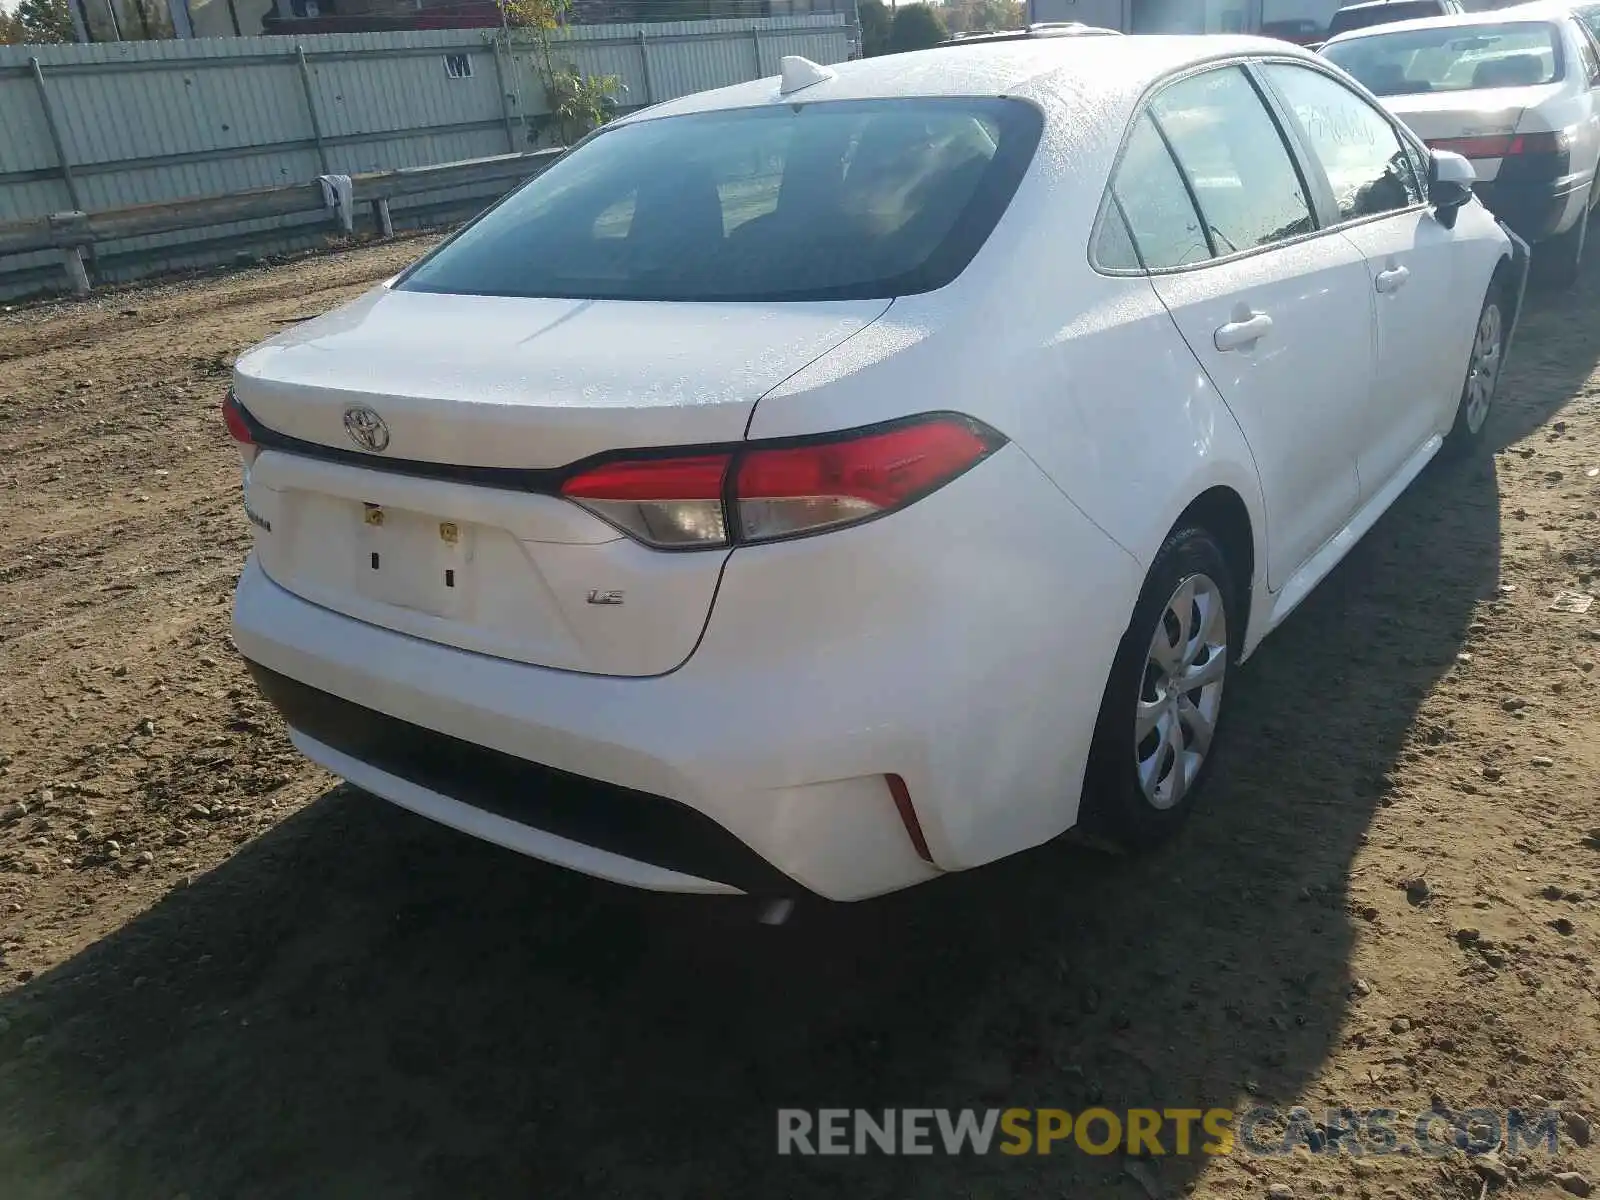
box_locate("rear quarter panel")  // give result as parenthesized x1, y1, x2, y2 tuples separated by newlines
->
(747, 93, 1270, 611)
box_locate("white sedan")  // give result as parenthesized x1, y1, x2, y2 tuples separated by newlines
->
(1323, 2, 1600, 285)
(228, 35, 1524, 903)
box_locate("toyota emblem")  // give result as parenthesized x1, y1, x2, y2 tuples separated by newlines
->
(343, 405, 390, 453)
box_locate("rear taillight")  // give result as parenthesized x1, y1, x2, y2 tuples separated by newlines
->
(222, 389, 253, 446)
(735, 419, 998, 542)
(222, 389, 258, 466)
(1509, 131, 1571, 156)
(559, 454, 730, 548)
(559, 415, 1004, 550)
(1429, 130, 1572, 159)
(1428, 134, 1517, 159)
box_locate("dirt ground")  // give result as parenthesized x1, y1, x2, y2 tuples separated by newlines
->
(0, 239, 1597, 1200)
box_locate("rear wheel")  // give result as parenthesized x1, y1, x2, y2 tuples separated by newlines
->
(1443, 282, 1507, 457)
(1535, 208, 1587, 290)
(1080, 527, 1239, 850)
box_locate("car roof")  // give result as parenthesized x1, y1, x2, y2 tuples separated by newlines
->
(1335, 0, 1447, 12)
(618, 35, 1317, 126)
(1324, 2, 1568, 45)
(939, 21, 1124, 46)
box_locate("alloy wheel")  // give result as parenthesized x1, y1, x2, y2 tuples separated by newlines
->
(1135, 573, 1228, 811)
(1464, 302, 1503, 436)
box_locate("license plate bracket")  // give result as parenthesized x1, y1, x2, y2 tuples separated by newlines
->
(355, 503, 472, 618)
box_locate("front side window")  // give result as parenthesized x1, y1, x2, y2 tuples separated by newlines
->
(1262, 63, 1424, 222)
(1322, 22, 1565, 96)
(398, 98, 1042, 303)
(1149, 67, 1317, 255)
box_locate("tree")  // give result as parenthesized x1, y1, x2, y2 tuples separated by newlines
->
(856, 0, 891, 57)
(888, 2, 946, 52)
(500, 0, 621, 146)
(2, 0, 74, 42)
(941, 0, 1022, 34)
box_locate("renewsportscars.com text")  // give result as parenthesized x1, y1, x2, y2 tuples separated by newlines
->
(777, 1106, 1563, 1158)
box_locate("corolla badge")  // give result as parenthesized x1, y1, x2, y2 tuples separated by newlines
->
(343, 405, 390, 453)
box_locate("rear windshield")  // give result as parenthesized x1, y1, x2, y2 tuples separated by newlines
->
(398, 98, 1043, 303)
(1327, 2, 1447, 38)
(1324, 21, 1563, 94)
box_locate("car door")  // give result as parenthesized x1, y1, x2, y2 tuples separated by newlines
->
(1257, 60, 1470, 497)
(1122, 65, 1374, 589)
(1567, 16, 1600, 207)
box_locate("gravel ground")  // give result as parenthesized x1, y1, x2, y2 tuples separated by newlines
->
(0, 240, 1596, 1200)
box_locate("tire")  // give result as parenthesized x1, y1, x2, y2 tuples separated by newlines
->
(1079, 526, 1240, 850)
(1535, 208, 1586, 290)
(1443, 280, 1508, 458)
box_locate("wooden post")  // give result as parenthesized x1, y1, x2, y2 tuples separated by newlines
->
(60, 246, 90, 297)
(636, 29, 654, 105)
(29, 58, 83, 213)
(491, 37, 518, 153)
(372, 197, 393, 238)
(751, 28, 763, 77)
(129, 0, 154, 40)
(295, 46, 332, 175)
(67, 0, 90, 43)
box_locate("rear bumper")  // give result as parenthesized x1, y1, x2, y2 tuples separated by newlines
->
(1476, 176, 1586, 243)
(234, 558, 936, 899)
(248, 662, 791, 895)
(1500, 220, 1532, 359)
(231, 444, 1142, 901)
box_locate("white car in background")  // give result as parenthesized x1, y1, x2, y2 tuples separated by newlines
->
(1325, 0, 1467, 43)
(1323, 3, 1600, 285)
(228, 35, 1525, 904)
(1575, 2, 1600, 42)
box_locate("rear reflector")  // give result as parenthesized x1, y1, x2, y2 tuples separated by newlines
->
(886, 773, 933, 863)
(559, 415, 1004, 549)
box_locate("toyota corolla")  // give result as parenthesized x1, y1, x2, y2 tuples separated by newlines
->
(228, 35, 1525, 902)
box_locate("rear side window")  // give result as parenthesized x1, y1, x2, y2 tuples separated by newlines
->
(398, 98, 1043, 303)
(1093, 196, 1143, 271)
(1574, 18, 1600, 86)
(1150, 68, 1317, 255)
(1262, 63, 1424, 221)
(1579, 4, 1600, 44)
(1102, 113, 1211, 269)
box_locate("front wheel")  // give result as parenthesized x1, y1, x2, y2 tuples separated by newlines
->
(1080, 527, 1239, 850)
(1443, 283, 1507, 457)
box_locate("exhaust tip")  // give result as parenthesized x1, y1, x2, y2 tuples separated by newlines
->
(757, 898, 796, 926)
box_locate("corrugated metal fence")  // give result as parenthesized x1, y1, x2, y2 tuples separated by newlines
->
(0, 16, 849, 295)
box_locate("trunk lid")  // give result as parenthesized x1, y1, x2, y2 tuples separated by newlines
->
(233, 286, 888, 676)
(234, 287, 890, 467)
(1382, 86, 1558, 181)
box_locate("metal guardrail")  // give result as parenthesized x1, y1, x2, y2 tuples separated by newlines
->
(0, 147, 563, 298)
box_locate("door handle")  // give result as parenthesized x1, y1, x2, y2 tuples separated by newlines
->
(1214, 312, 1273, 352)
(1375, 264, 1411, 293)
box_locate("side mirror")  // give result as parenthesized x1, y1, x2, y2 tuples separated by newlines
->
(1429, 149, 1477, 229)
